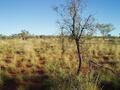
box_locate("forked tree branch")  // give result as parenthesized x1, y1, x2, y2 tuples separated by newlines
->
(78, 15, 92, 40)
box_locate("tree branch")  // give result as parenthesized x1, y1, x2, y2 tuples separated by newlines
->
(78, 15, 92, 39)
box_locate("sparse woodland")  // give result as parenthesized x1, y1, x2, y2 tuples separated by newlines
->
(0, 0, 120, 90)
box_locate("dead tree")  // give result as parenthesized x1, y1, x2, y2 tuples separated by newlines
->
(54, 0, 95, 75)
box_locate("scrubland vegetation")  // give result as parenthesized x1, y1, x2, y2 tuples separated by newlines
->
(0, 37, 119, 90)
(0, 0, 119, 90)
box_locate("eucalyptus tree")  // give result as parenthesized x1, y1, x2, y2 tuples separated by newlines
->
(96, 23, 114, 39)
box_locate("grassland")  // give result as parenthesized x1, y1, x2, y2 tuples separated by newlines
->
(0, 37, 120, 90)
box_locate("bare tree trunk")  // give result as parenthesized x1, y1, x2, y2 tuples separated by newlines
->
(75, 39, 82, 75)
(61, 29, 65, 60)
(61, 38, 65, 59)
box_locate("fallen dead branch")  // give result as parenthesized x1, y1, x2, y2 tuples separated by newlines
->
(88, 60, 120, 77)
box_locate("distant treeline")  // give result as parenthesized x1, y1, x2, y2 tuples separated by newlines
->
(0, 30, 119, 40)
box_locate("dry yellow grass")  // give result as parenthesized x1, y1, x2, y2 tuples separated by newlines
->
(0, 37, 119, 90)
(0, 38, 119, 75)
